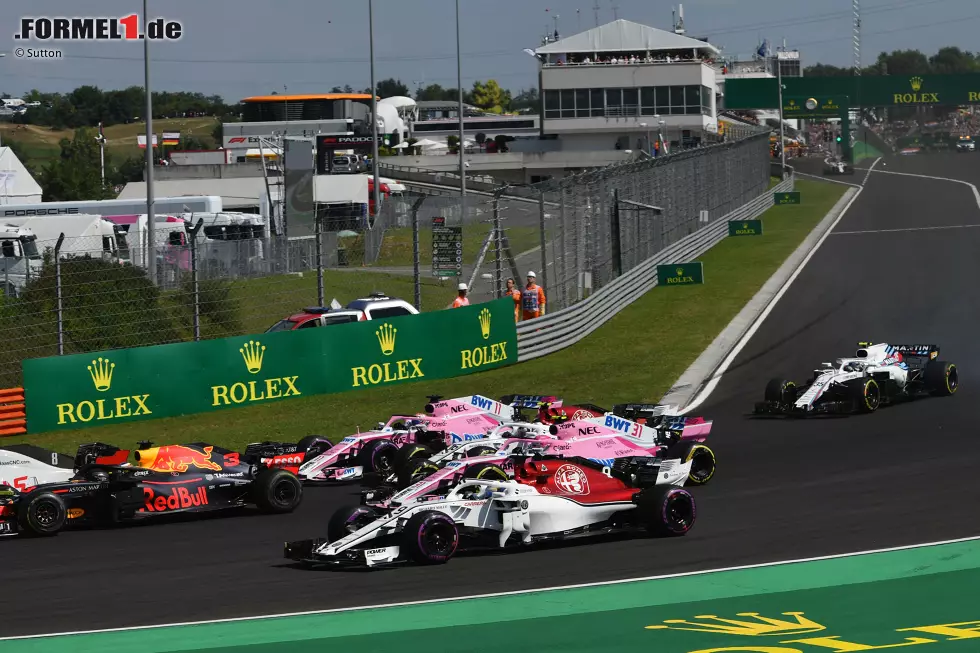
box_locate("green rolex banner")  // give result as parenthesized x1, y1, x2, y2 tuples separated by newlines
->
(22, 298, 518, 434)
(728, 219, 763, 236)
(657, 262, 704, 287)
(774, 191, 801, 205)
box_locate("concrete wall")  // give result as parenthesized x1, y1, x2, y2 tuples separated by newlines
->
(154, 162, 268, 181)
(380, 150, 632, 173)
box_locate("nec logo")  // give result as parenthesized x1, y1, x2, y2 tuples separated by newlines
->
(451, 405, 469, 413)
(604, 416, 632, 432)
(578, 426, 600, 435)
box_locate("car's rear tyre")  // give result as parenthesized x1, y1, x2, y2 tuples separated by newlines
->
(765, 378, 796, 403)
(924, 360, 958, 397)
(465, 445, 499, 458)
(17, 491, 67, 537)
(297, 435, 334, 460)
(396, 445, 436, 487)
(851, 377, 881, 413)
(670, 442, 716, 486)
(359, 440, 399, 477)
(462, 462, 509, 482)
(635, 486, 696, 536)
(403, 510, 458, 564)
(328, 505, 378, 543)
(252, 469, 303, 513)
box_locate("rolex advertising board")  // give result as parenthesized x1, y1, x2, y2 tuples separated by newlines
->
(23, 298, 518, 433)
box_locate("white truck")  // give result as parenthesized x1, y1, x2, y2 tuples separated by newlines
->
(0, 223, 40, 297)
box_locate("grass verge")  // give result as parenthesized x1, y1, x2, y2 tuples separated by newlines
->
(852, 141, 884, 163)
(1, 118, 219, 165)
(339, 225, 540, 268)
(20, 179, 845, 453)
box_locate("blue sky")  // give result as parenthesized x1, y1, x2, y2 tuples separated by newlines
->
(2, 0, 978, 101)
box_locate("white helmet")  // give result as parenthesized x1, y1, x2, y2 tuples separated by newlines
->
(458, 282, 468, 291)
(527, 271, 536, 278)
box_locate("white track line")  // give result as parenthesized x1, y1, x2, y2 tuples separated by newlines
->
(834, 223, 980, 235)
(3, 534, 980, 642)
(679, 157, 879, 415)
(867, 168, 980, 209)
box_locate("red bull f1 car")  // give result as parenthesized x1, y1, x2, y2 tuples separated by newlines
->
(0, 440, 304, 537)
(284, 453, 697, 568)
(754, 342, 958, 417)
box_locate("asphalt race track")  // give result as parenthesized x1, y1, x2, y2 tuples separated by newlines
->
(2, 152, 980, 637)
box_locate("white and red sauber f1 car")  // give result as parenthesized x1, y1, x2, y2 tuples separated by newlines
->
(284, 454, 696, 568)
(755, 342, 958, 416)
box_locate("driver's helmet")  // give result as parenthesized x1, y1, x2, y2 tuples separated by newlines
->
(843, 361, 865, 373)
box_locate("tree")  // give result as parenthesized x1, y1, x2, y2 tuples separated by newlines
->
(38, 127, 113, 201)
(470, 80, 511, 113)
(803, 63, 852, 77)
(17, 254, 180, 354)
(510, 88, 539, 112)
(416, 83, 454, 102)
(376, 78, 410, 98)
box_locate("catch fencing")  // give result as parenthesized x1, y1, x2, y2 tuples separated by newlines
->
(515, 171, 795, 361)
(1, 124, 771, 390)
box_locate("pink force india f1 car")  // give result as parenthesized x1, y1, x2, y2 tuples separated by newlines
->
(284, 451, 698, 568)
(295, 395, 560, 484)
(359, 406, 715, 509)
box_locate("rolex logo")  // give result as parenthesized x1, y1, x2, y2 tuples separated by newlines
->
(479, 308, 491, 340)
(87, 357, 115, 392)
(910, 76, 923, 92)
(376, 323, 397, 356)
(676, 267, 684, 275)
(645, 612, 826, 637)
(240, 340, 266, 374)
(742, 223, 748, 229)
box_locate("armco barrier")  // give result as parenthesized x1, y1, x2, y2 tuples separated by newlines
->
(0, 388, 27, 436)
(515, 173, 795, 362)
(22, 298, 517, 434)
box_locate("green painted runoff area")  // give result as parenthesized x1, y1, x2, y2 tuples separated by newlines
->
(8, 538, 980, 653)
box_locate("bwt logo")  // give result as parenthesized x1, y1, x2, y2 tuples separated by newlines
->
(470, 396, 497, 412)
(15, 15, 183, 41)
(603, 415, 632, 433)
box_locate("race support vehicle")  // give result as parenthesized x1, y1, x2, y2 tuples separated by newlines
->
(296, 395, 556, 484)
(754, 342, 958, 416)
(284, 454, 697, 568)
(0, 441, 303, 537)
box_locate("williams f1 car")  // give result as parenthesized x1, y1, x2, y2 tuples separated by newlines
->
(284, 453, 697, 568)
(0, 441, 304, 537)
(754, 342, 958, 416)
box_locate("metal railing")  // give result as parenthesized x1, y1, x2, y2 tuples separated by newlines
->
(514, 171, 795, 361)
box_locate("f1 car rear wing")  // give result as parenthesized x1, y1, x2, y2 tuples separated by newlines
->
(498, 394, 563, 409)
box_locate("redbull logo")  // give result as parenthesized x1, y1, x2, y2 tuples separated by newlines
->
(135, 445, 223, 473)
(140, 486, 209, 512)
